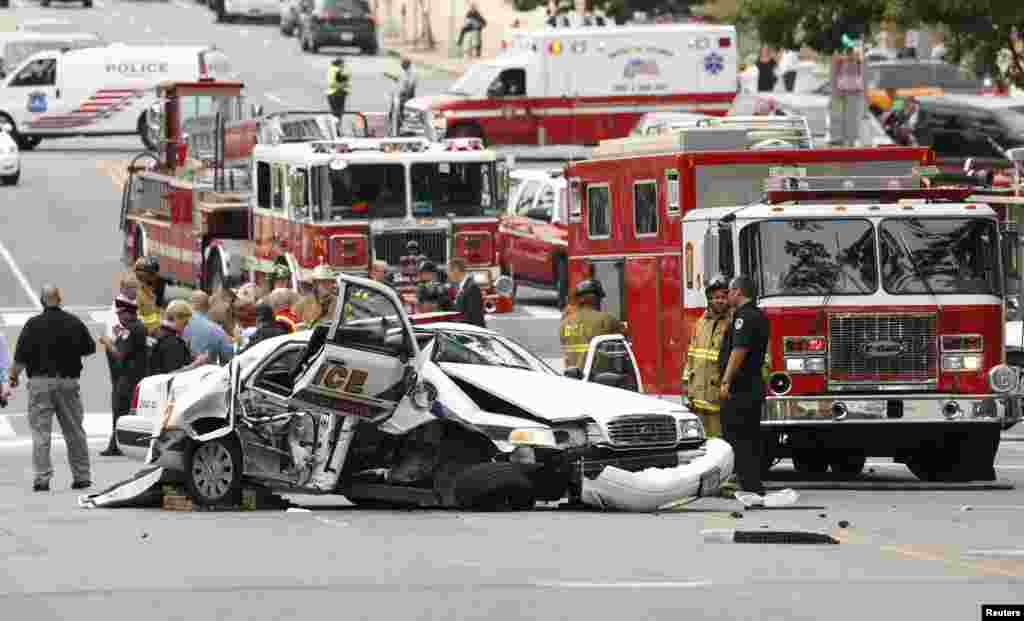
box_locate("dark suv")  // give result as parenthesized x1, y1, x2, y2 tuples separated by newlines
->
(912, 94, 1024, 162)
(298, 0, 378, 55)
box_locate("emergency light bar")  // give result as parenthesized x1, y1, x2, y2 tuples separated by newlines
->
(310, 138, 432, 154)
(764, 172, 979, 203)
(765, 175, 922, 192)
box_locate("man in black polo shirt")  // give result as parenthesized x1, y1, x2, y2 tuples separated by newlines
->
(718, 275, 770, 500)
(8, 285, 97, 492)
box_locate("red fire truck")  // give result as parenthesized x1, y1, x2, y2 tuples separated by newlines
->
(120, 79, 513, 312)
(563, 123, 1023, 481)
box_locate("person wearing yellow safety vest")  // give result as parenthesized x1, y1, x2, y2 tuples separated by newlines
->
(681, 274, 731, 438)
(559, 279, 624, 370)
(326, 57, 351, 118)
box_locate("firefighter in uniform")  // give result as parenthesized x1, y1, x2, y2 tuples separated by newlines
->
(718, 275, 770, 499)
(311, 264, 338, 323)
(326, 57, 351, 117)
(559, 279, 623, 370)
(681, 275, 731, 438)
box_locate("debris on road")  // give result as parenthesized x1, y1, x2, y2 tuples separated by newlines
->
(702, 529, 840, 544)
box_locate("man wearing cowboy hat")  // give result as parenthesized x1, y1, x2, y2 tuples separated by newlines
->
(96, 294, 149, 457)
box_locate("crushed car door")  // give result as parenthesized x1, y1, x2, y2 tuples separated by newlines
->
(244, 343, 308, 416)
(582, 334, 643, 393)
(291, 275, 421, 423)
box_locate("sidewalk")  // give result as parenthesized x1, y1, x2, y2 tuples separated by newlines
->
(382, 41, 470, 77)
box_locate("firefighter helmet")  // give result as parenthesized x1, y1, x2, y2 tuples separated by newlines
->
(134, 256, 160, 275)
(311, 264, 336, 281)
(705, 274, 729, 295)
(574, 279, 605, 300)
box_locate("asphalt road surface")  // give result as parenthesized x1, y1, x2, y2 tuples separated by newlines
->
(1, 1, 1023, 618)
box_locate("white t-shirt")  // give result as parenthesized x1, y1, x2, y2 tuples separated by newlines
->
(778, 50, 800, 74)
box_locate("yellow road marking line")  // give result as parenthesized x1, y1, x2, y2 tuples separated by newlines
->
(880, 543, 1024, 579)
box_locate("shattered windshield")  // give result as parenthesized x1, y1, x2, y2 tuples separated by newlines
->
(433, 331, 535, 370)
(879, 218, 1000, 295)
(314, 164, 407, 221)
(744, 219, 878, 297)
(410, 162, 497, 217)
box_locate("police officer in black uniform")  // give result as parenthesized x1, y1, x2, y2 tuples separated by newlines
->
(718, 275, 770, 499)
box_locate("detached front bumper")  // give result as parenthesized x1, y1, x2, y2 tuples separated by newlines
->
(578, 438, 733, 512)
(764, 393, 1021, 426)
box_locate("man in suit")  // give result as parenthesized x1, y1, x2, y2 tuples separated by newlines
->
(448, 257, 485, 327)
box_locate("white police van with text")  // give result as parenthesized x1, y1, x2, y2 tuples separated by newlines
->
(0, 44, 231, 151)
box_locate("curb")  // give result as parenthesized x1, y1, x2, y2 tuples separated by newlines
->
(0, 413, 112, 440)
(764, 480, 1015, 492)
(382, 46, 465, 77)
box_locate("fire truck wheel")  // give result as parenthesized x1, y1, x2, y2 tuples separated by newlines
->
(791, 452, 829, 475)
(828, 454, 866, 478)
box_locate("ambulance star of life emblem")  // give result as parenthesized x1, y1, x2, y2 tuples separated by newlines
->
(703, 52, 725, 76)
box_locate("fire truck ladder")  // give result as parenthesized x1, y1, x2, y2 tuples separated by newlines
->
(593, 115, 813, 157)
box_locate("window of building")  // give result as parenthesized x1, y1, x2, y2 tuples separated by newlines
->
(633, 180, 657, 236)
(587, 184, 610, 239)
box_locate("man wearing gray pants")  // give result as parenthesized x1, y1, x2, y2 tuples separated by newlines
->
(8, 285, 97, 492)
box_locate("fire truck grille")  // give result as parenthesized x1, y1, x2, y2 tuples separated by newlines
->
(606, 415, 678, 447)
(374, 230, 447, 266)
(828, 313, 938, 386)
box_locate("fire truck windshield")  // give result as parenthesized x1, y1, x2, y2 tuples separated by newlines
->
(879, 218, 1000, 295)
(743, 219, 878, 297)
(447, 64, 502, 97)
(315, 164, 407, 220)
(410, 163, 496, 217)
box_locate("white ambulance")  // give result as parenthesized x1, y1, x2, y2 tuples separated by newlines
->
(402, 23, 738, 146)
(0, 44, 231, 150)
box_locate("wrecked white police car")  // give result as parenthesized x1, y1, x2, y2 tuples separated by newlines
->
(102, 275, 723, 511)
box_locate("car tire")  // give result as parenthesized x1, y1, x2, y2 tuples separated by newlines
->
(300, 32, 309, 51)
(1, 171, 19, 186)
(40, 0, 50, 6)
(185, 436, 244, 506)
(16, 135, 41, 151)
(138, 114, 158, 152)
(453, 462, 535, 511)
(83, 0, 92, 6)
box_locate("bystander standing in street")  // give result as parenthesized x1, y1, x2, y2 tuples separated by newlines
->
(756, 46, 778, 92)
(717, 275, 770, 502)
(448, 257, 485, 327)
(458, 3, 486, 58)
(210, 286, 240, 340)
(150, 301, 209, 375)
(778, 48, 800, 92)
(184, 291, 234, 365)
(9, 285, 96, 490)
(326, 57, 351, 117)
(311, 264, 339, 323)
(97, 294, 148, 457)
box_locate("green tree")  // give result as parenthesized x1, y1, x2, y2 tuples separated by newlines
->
(890, 1, 1024, 89)
(736, 0, 888, 55)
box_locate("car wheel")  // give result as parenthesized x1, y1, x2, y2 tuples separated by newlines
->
(1, 171, 19, 186)
(138, 114, 158, 152)
(83, 0, 92, 6)
(300, 32, 309, 51)
(40, 0, 50, 6)
(310, 39, 319, 53)
(791, 452, 829, 475)
(453, 463, 535, 511)
(16, 135, 41, 151)
(185, 436, 243, 506)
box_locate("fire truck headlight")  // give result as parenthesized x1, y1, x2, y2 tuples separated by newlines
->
(988, 364, 1018, 393)
(679, 418, 704, 440)
(943, 355, 982, 372)
(472, 271, 492, 286)
(494, 275, 514, 297)
(785, 357, 825, 374)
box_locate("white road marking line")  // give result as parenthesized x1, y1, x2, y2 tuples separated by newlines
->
(0, 417, 15, 440)
(314, 515, 349, 528)
(0, 240, 41, 311)
(532, 580, 712, 590)
(963, 549, 1024, 558)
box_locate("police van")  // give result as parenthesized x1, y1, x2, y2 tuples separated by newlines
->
(402, 23, 738, 146)
(0, 44, 231, 150)
(0, 31, 105, 81)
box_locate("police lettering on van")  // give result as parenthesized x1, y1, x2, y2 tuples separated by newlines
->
(105, 62, 169, 75)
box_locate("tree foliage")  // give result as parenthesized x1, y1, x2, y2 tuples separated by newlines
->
(737, 0, 1024, 88)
